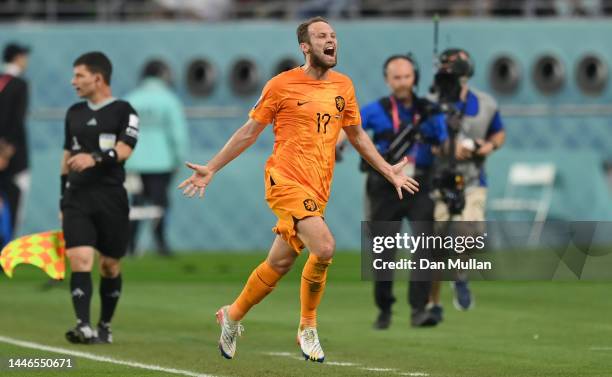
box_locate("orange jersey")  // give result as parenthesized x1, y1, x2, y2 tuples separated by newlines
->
(249, 67, 361, 204)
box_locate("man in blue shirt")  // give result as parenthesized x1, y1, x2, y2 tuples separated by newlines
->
(358, 55, 447, 329)
(429, 48, 505, 317)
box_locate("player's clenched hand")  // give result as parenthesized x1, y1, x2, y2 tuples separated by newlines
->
(388, 157, 419, 200)
(178, 162, 214, 198)
(67, 153, 96, 172)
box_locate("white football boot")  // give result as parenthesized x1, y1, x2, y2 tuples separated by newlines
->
(216, 305, 244, 359)
(297, 326, 325, 362)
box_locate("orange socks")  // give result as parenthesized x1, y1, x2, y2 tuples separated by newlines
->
(300, 254, 332, 329)
(229, 261, 282, 321)
(227, 254, 332, 327)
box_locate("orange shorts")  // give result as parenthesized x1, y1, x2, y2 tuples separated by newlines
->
(265, 170, 326, 253)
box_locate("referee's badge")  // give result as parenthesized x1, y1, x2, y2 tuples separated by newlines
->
(99, 133, 116, 152)
(128, 114, 139, 128)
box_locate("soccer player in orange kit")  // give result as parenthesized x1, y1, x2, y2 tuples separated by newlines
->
(178, 17, 419, 362)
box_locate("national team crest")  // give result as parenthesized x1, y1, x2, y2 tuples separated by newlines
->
(335, 96, 345, 112)
(303, 199, 318, 212)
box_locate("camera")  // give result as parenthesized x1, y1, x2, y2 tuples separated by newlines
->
(433, 168, 466, 215)
(430, 105, 466, 215)
(432, 71, 462, 104)
(427, 51, 475, 216)
(430, 48, 474, 106)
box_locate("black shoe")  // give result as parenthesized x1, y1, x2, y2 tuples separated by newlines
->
(40, 278, 64, 291)
(452, 279, 473, 311)
(373, 311, 391, 330)
(411, 309, 438, 327)
(94, 323, 113, 344)
(428, 304, 444, 323)
(65, 323, 96, 344)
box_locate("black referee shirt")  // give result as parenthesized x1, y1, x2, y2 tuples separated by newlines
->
(64, 98, 138, 187)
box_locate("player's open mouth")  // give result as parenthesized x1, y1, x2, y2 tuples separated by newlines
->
(324, 47, 335, 56)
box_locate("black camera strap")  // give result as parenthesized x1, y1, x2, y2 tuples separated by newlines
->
(384, 96, 422, 164)
(360, 95, 420, 173)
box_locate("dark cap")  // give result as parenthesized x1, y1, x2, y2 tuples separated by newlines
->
(141, 59, 171, 81)
(3, 43, 30, 63)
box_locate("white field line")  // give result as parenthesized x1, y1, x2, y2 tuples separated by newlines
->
(360, 367, 398, 372)
(262, 351, 304, 361)
(0, 335, 219, 377)
(589, 346, 612, 351)
(326, 361, 360, 366)
(262, 351, 429, 376)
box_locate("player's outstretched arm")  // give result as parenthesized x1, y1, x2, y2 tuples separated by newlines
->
(343, 124, 419, 200)
(178, 118, 267, 198)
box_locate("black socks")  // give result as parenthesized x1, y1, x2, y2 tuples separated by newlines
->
(70, 272, 92, 325)
(99, 274, 122, 325)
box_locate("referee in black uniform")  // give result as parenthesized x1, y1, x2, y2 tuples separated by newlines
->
(61, 52, 138, 344)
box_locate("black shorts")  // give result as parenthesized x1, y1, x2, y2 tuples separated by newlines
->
(62, 185, 129, 259)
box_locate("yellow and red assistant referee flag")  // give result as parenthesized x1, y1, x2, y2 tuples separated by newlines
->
(0, 230, 65, 280)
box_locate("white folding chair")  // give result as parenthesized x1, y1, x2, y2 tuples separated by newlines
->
(124, 174, 165, 221)
(124, 174, 165, 256)
(489, 162, 556, 246)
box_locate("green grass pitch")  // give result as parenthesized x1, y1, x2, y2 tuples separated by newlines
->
(0, 252, 610, 377)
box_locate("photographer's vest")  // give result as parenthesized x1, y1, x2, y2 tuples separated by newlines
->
(442, 88, 498, 189)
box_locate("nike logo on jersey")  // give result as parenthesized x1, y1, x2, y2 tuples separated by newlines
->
(297, 101, 310, 106)
(86, 118, 97, 126)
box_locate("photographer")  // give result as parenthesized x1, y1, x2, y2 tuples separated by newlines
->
(339, 55, 447, 329)
(429, 48, 505, 316)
